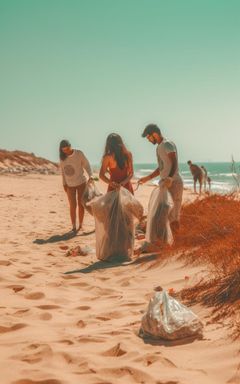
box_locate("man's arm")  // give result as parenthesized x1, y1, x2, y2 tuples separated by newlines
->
(168, 152, 178, 177)
(138, 167, 160, 184)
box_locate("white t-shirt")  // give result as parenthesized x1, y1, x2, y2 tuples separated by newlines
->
(60, 150, 92, 187)
(156, 138, 180, 180)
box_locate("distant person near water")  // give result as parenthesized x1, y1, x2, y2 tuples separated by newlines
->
(59, 140, 93, 232)
(99, 133, 134, 194)
(187, 160, 205, 194)
(201, 165, 211, 192)
(138, 124, 183, 232)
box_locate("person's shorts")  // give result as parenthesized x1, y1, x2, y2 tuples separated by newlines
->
(193, 174, 203, 183)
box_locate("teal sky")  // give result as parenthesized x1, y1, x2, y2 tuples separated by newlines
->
(1, 0, 240, 164)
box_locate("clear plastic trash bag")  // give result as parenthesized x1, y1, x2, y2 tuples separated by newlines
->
(89, 188, 143, 261)
(146, 185, 173, 245)
(140, 290, 203, 340)
(82, 181, 102, 215)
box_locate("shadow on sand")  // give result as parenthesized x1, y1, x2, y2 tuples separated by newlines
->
(33, 230, 95, 245)
(139, 332, 203, 347)
(64, 253, 158, 274)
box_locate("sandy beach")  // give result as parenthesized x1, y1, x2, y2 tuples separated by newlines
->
(0, 174, 239, 384)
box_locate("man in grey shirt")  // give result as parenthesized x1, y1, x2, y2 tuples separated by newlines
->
(138, 123, 183, 232)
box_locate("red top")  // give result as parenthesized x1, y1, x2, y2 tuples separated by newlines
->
(108, 164, 134, 195)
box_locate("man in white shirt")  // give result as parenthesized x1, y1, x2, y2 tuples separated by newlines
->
(138, 123, 183, 232)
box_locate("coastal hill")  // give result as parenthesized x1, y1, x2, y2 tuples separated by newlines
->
(0, 149, 59, 175)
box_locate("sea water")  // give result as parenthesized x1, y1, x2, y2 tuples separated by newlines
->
(134, 162, 240, 194)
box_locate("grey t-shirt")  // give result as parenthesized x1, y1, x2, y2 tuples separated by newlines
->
(156, 138, 180, 180)
(60, 150, 93, 187)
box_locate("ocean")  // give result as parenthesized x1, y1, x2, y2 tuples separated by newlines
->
(134, 162, 240, 194)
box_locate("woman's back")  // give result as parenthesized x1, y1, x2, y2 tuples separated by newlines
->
(107, 153, 134, 194)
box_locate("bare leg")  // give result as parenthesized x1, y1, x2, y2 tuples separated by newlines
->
(77, 182, 87, 230)
(194, 180, 197, 193)
(67, 187, 77, 230)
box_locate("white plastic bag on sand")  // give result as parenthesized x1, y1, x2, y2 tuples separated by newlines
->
(82, 181, 102, 215)
(89, 188, 143, 261)
(146, 185, 173, 245)
(140, 290, 203, 340)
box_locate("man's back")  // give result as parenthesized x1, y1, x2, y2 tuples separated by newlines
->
(189, 164, 203, 178)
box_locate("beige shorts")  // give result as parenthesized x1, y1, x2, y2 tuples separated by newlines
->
(168, 176, 183, 222)
(66, 182, 87, 206)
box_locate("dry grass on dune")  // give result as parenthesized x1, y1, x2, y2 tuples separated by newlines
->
(175, 194, 240, 264)
(0, 149, 58, 168)
(172, 194, 240, 336)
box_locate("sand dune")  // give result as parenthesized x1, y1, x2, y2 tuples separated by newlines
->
(0, 150, 58, 174)
(0, 174, 239, 384)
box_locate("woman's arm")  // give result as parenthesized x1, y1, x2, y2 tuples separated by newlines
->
(81, 152, 93, 179)
(61, 163, 68, 192)
(99, 156, 112, 185)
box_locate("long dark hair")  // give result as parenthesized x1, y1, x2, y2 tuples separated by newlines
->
(103, 133, 130, 169)
(59, 139, 71, 161)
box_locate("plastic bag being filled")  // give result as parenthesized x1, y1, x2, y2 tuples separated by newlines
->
(146, 185, 173, 245)
(140, 290, 203, 340)
(89, 188, 143, 261)
(82, 181, 102, 215)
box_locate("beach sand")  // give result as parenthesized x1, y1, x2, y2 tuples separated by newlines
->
(0, 174, 239, 384)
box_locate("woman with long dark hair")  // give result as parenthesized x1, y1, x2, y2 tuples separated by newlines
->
(99, 133, 134, 194)
(59, 139, 93, 232)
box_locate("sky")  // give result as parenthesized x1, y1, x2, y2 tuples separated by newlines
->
(1, 0, 240, 164)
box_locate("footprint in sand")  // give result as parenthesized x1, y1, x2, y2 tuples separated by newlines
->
(120, 281, 130, 287)
(96, 316, 111, 322)
(37, 304, 60, 310)
(16, 272, 33, 279)
(25, 292, 45, 300)
(39, 312, 52, 321)
(77, 335, 106, 343)
(73, 358, 93, 375)
(57, 339, 74, 345)
(14, 309, 30, 315)
(103, 311, 123, 319)
(76, 305, 91, 310)
(120, 302, 145, 308)
(76, 320, 86, 328)
(58, 352, 75, 364)
(98, 366, 153, 383)
(102, 343, 127, 357)
(97, 276, 110, 281)
(133, 352, 177, 368)
(0, 323, 27, 334)
(70, 282, 89, 287)
(12, 379, 61, 384)
(12, 344, 53, 365)
(7, 284, 25, 293)
(62, 274, 78, 280)
(0, 260, 11, 266)
(90, 287, 117, 296)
